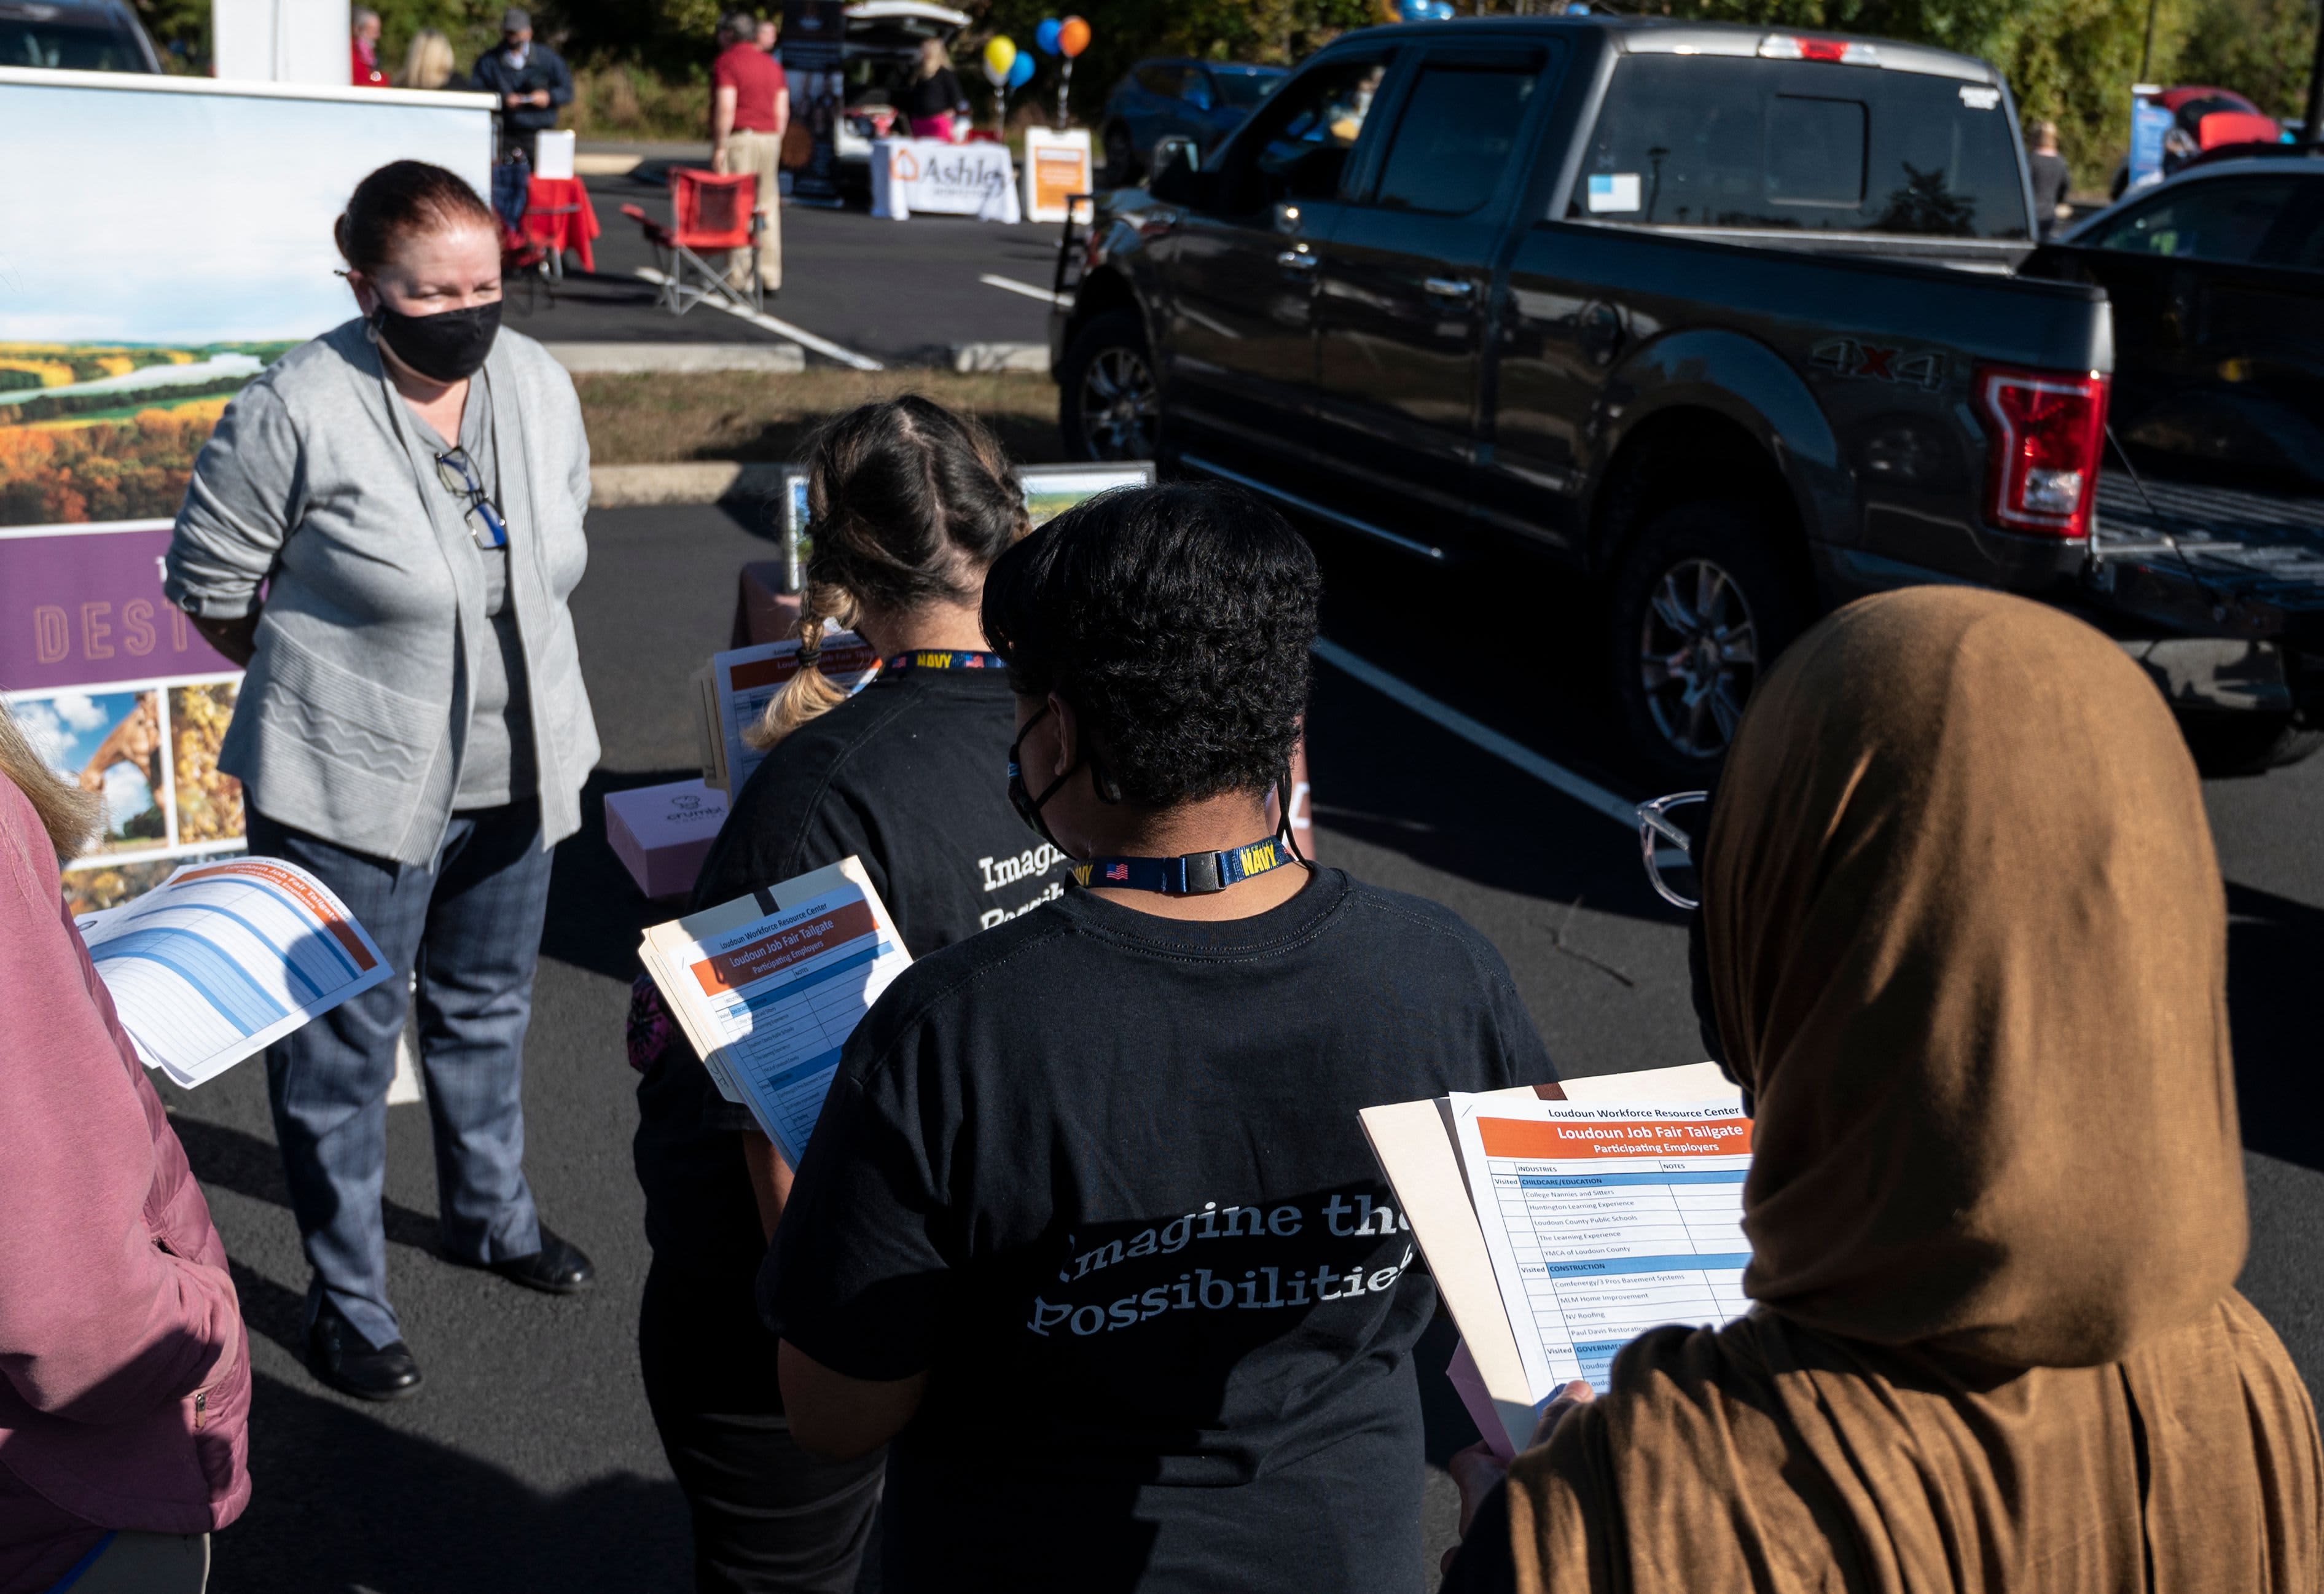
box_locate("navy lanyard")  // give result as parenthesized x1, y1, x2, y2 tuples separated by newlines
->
(1070, 834, 1301, 896)
(883, 650, 1006, 673)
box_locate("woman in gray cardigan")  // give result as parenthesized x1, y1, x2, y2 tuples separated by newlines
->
(164, 162, 599, 1403)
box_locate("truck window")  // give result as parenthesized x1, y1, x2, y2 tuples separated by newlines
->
(1571, 55, 2028, 240)
(1371, 64, 1539, 217)
(0, 17, 148, 71)
(2083, 177, 2299, 265)
(1221, 58, 1389, 213)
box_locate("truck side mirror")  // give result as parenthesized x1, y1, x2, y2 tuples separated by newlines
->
(1150, 135, 1213, 208)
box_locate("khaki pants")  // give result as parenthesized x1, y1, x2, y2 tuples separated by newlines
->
(74, 1532, 211, 1593)
(717, 128, 783, 294)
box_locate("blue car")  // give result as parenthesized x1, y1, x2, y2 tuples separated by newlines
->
(1097, 58, 1285, 186)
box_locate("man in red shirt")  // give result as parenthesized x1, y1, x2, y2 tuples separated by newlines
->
(351, 6, 384, 85)
(711, 11, 790, 297)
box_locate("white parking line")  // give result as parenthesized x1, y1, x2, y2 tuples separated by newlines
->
(980, 272, 1071, 307)
(1310, 637, 1639, 829)
(631, 268, 884, 371)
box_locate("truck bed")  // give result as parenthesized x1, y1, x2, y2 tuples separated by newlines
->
(2089, 473, 2324, 650)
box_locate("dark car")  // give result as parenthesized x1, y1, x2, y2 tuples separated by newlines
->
(2032, 156, 2324, 768)
(0, 0, 159, 70)
(1053, 16, 2324, 777)
(1097, 58, 1285, 187)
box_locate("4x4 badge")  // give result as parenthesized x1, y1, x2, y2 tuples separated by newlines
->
(1811, 337, 1946, 391)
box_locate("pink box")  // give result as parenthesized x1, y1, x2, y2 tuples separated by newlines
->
(604, 779, 730, 900)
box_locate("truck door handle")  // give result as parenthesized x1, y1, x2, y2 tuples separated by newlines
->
(1424, 277, 1474, 298)
(1276, 249, 1317, 272)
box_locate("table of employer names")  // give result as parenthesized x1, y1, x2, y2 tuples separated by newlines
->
(1492, 1160, 1751, 1388)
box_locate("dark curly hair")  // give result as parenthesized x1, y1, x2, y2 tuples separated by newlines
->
(982, 482, 1319, 806)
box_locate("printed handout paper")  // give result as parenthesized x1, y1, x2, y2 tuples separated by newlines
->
(696, 631, 880, 795)
(1449, 1092, 1752, 1400)
(77, 854, 393, 1088)
(638, 856, 910, 1164)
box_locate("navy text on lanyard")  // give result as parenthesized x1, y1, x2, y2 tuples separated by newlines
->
(1070, 835, 1300, 896)
(882, 649, 1006, 673)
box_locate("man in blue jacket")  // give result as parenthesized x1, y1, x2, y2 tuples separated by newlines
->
(471, 6, 573, 221)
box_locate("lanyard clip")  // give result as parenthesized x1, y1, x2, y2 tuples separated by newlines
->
(1178, 851, 1226, 894)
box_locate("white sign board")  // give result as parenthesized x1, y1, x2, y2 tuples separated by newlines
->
(871, 138, 1021, 222)
(213, 0, 353, 86)
(1022, 127, 1092, 224)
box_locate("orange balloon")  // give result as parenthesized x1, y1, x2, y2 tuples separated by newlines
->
(1058, 15, 1090, 56)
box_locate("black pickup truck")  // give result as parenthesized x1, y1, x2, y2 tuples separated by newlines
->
(1050, 14, 2324, 777)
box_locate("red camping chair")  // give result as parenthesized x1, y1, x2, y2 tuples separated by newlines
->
(619, 168, 763, 316)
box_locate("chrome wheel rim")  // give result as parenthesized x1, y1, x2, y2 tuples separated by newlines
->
(1638, 558, 1758, 760)
(1079, 346, 1159, 459)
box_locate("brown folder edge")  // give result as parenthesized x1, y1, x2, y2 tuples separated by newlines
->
(1358, 1096, 1543, 1458)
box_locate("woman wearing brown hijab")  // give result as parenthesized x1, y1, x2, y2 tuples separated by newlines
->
(1443, 585, 2322, 1593)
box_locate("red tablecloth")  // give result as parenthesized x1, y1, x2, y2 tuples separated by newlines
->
(523, 176, 600, 273)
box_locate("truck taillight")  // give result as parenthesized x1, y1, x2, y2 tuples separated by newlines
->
(1975, 365, 2109, 539)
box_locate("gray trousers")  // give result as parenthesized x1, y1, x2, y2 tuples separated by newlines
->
(71, 1532, 209, 1593)
(251, 802, 552, 1349)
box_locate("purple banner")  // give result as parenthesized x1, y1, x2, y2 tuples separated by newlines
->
(0, 523, 236, 691)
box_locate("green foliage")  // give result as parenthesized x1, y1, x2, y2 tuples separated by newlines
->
(568, 63, 713, 138)
(2175, 0, 2318, 117)
(966, 0, 1377, 128)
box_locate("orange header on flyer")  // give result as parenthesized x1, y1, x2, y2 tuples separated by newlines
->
(1478, 1115, 1751, 1159)
(177, 859, 377, 971)
(691, 897, 876, 995)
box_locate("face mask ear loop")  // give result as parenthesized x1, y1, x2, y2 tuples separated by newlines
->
(1277, 762, 1307, 865)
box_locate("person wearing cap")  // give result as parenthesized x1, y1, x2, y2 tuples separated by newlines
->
(470, 8, 572, 166)
(711, 11, 788, 298)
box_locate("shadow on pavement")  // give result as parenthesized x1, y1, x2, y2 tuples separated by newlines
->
(209, 1371, 686, 1593)
(2226, 880, 2324, 1173)
(171, 1117, 443, 1272)
(542, 767, 700, 983)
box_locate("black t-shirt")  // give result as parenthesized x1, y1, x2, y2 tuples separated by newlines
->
(2029, 150, 2072, 235)
(904, 65, 964, 120)
(632, 665, 1070, 1279)
(762, 869, 1558, 1593)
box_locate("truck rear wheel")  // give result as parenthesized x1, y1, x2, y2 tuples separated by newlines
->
(1058, 308, 1160, 462)
(1608, 500, 1810, 783)
(2176, 711, 2324, 778)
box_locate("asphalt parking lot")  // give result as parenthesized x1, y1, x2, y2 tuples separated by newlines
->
(160, 496, 2324, 1592)
(493, 166, 1060, 365)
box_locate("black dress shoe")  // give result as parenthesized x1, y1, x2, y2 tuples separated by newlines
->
(484, 1224, 595, 1295)
(307, 1299, 422, 1402)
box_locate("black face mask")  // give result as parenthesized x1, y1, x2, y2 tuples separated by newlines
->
(371, 299, 501, 382)
(1007, 701, 1079, 853)
(1006, 699, 1124, 853)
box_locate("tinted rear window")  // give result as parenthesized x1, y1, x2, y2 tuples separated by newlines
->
(0, 18, 147, 70)
(1572, 55, 2028, 240)
(1211, 68, 1282, 109)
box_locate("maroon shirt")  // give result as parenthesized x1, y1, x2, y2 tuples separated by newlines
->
(0, 779, 250, 1592)
(713, 41, 787, 133)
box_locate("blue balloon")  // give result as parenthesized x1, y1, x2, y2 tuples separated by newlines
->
(1035, 17, 1063, 53)
(1396, 0, 1426, 18)
(1007, 51, 1035, 87)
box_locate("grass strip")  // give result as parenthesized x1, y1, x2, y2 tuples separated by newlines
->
(574, 369, 1066, 467)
